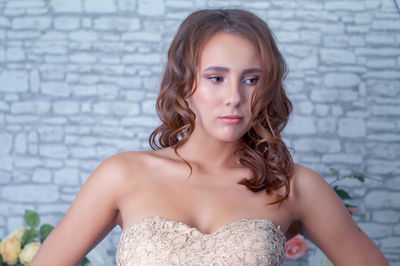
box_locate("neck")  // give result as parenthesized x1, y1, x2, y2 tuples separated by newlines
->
(175, 129, 241, 172)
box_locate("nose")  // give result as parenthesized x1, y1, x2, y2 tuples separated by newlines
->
(224, 79, 242, 107)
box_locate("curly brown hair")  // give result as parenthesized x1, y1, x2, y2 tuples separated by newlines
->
(149, 8, 294, 206)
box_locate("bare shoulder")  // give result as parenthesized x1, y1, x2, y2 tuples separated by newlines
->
(30, 150, 151, 265)
(287, 162, 389, 265)
(289, 163, 330, 204)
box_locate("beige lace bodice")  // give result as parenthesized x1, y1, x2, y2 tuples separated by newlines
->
(116, 215, 286, 265)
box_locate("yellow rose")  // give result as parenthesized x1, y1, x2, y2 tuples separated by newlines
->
(0, 237, 21, 265)
(19, 242, 41, 266)
(8, 227, 27, 243)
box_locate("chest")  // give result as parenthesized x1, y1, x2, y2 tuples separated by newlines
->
(117, 167, 294, 237)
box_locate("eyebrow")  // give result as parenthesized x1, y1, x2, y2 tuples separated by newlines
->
(203, 66, 262, 75)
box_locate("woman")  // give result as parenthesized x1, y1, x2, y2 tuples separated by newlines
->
(31, 9, 389, 265)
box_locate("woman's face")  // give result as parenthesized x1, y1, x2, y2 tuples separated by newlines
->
(187, 32, 262, 143)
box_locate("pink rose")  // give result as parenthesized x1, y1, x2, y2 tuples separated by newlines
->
(285, 234, 308, 260)
(348, 207, 357, 215)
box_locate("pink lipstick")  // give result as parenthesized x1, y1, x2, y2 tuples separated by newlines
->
(218, 115, 243, 124)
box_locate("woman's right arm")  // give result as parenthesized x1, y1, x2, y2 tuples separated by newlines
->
(30, 152, 133, 266)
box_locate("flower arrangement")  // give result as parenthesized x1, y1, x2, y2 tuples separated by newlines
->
(0, 210, 90, 266)
(284, 167, 380, 261)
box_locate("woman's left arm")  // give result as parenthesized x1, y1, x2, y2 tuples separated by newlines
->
(290, 163, 390, 266)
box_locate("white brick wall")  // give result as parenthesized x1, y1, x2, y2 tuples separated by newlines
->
(0, 0, 399, 265)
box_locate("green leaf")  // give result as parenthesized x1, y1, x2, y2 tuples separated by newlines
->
(22, 228, 39, 244)
(39, 224, 54, 243)
(345, 203, 357, 208)
(25, 210, 40, 228)
(14, 263, 25, 266)
(329, 168, 339, 176)
(352, 173, 365, 183)
(79, 257, 90, 265)
(335, 188, 352, 200)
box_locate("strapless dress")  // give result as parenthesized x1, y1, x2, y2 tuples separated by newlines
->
(116, 215, 286, 265)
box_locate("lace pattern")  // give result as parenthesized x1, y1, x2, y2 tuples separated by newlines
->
(116, 216, 286, 265)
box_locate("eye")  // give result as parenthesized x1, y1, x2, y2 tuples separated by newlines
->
(209, 76, 224, 83)
(243, 77, 259, 85)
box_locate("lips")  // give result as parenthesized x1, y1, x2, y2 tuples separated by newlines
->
(218, 115, 243, 124)
(218, 115, 243, 119)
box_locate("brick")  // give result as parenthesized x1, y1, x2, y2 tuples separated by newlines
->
(12, 16, 51, 30)
(303, 21, 345, 34)
(366, 58, 396, 68)
(0, 70, 29, 92)
(314, 104, 330, 116)
(38, 204, 70, 213)
(117, 0, 137, 11)
(93, 17, 140, 31)
(53, 101, 79, 115)
(138, 0, 165, 16)
(366, 159, 400, 174)
(317, 117, 336, 133)
(32, 168, 52, 183)
(320, 49, 356, 64)
(6, 47, 25, 61)
(15, 133, 27, 154)
(325, 1, 365, 11)
(0, 156, 13, 171)
(355, 48, 400, 56)
(39, 144, 69, 159)
(0, 133, 13, 155)
(338, 118, 366, 137)
(321, 153, 363, 164)
(311, 90, 337, 103)
(32, 43, 67, 55)
(44, 55, 68, 63)
(322, 35, 348, 48)
(122, 32, 162, 42)
(296, 100, 314, 115)
(324, 73, 360, 88)
(293, 138, 341, 153)
(93, 101, 140, 116)
(69, 30, 98, 42)
(355, 13, 373, 24)
(123, 54, 162, 64)
(50, 0, 82, 13)
(123, 90, 146, 101)
(381, 237, 400, 250)
(141, 100, 156, 115)
(365, 190, 400, 208)
(11, 101, 51, 114)
(372, 210, 400, 223)
(14, 158, 43, 168)
(364, 71, 400, 79)
(366, 120, 397, 130)
(331, 105, 343, 116)
(70, 147, 97, 158)
(54, 168, 79, 185)
(371, 105, 400, 116)
(83, 0, 117, 13)
(121, 116, 161, 127)
(38, 126, 64, 142)
(372, 20, 400, 31)
(54, 16, 80, 30)
(358, 223, 392, 238)
(2, 185, 59, 202)
(69, 53, 97, 63)
(41, 82, 71, 97)
(40, 65, 66, 80)
(285, 115, 317, 134)
(30, 69, 40, 93)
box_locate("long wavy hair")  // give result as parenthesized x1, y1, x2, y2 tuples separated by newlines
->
(149, 8, 294, 206)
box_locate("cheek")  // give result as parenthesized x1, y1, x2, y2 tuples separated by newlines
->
(191, 88, 219, 111)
